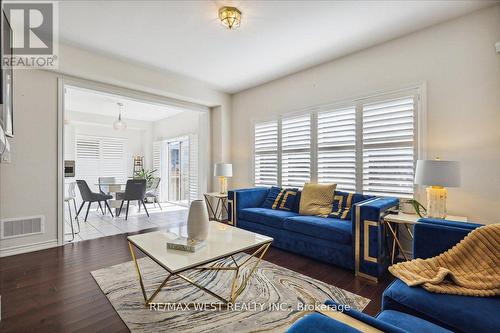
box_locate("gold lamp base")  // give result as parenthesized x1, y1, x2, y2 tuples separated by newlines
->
(426, 186, 447, 219)
(218, 176, 228, 194)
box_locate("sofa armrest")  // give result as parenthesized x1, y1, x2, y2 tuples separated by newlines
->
(228, 187, 269, 226)
(352, 197, 399, 281)
(413, 218, 481, 259)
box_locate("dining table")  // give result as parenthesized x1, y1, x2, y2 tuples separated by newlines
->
(94, 182, 128, 216)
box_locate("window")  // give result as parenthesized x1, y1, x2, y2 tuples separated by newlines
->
(253, 89, 419, 198)
(318, 107, 356, 191)
(362, 97, 416, 198)
(254, 121, 278, 186)
(76, 136, 128, 190)
(152, 135, 199, 203)
(281, 114, 311, 187)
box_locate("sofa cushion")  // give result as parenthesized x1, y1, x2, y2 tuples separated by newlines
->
(377, 310, 453, 333)
(261, 186, 282, 209)
(261, 187, 299, 211)
(299, 183, 336, 216)
(239, 207, 298, 229)
(329, 191, 375, 220)
(329, 191, 355, 220)
(382, 279, 500, 333)
(283, 215, 352, 245)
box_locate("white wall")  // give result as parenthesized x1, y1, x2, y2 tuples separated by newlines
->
(231, 6, 500, 224)
(153, 111, 200, 141)
(0, 44, 231, 256)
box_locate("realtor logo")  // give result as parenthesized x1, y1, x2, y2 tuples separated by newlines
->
(2, 1, 59, 68)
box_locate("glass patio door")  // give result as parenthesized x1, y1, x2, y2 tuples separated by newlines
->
(167, 139, 189, 206)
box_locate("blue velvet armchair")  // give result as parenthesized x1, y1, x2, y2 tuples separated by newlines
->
(288, 218, 500, 333)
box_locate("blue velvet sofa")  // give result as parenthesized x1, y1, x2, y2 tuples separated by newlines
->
(287, 218, 500, 333)
(228, 187, 399, 281)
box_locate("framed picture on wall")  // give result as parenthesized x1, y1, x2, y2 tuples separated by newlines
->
(1, 9, 14, 137)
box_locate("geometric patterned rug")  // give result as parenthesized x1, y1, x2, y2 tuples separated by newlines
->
(91, 253, 370, 332)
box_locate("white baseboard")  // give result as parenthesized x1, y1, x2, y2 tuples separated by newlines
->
(0, 239, 59, 257)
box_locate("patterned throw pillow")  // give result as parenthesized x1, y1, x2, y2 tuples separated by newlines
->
(299, 183, 337, 216)
(329, 191, 355, 220)
(329, 191, 375, 220)
(262, 187, 298, 211)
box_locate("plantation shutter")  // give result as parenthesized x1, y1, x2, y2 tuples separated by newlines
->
(189, 134, 199, 202)
(101, 138, 127, 182)
(254, 121, 279, 186)
(362, 96, 416, 198)
(281, 114, 311, 188)
(152, 142, 161, 174)
(75, 135, 128, 192)
(75, 136, 100, 192)
(317, 106, 357, 192)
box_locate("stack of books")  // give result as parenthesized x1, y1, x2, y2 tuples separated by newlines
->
(167, 237, 207, 252)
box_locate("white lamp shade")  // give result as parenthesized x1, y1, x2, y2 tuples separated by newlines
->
(214, 163, 233, 177)
(415, 160, 461, 187)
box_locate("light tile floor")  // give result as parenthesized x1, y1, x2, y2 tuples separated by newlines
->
(64, 202, 188, 242)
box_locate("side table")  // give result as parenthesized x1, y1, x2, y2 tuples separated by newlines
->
(203, 192, 229, 222)
(384, 213, 467, 263)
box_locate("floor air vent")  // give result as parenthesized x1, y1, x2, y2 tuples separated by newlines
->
(1, 215, 44, 239)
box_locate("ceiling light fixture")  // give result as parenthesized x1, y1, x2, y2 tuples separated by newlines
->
(219, 6, 241, 30)
(113, 102, 127, 130)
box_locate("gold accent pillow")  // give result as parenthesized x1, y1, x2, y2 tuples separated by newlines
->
(299, 183, 337, 216)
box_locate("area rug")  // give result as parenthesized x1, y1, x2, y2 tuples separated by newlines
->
(91, 253, 370, 332)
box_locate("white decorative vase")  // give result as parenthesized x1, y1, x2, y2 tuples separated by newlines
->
(187, 200, 209, 241)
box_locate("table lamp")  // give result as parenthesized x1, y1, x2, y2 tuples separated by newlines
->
(214, 163, 232, 194)
(414, 159, 460, 218)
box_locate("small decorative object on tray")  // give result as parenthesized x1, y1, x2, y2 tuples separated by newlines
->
(167, 237, 207, 252)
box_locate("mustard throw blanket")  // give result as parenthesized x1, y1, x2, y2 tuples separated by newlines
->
(389, 223, 500, 297)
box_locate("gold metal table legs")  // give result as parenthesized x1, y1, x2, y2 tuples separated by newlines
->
(128, 241, 272, 307)
(385, 221, 414, 263)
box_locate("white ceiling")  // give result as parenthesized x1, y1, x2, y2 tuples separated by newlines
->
(59, 1, 492, 93)
(65, 86, 185, 121)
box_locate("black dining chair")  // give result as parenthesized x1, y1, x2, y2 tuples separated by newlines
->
(117, 179, 149, 220)
(76, 180, 114, 222)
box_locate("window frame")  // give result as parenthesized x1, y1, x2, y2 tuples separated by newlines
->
(252, 84, 426, 198)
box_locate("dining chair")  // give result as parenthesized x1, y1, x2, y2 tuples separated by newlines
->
(98, 176, 116, 213)
(145, 177, 162, 210)
(76, 180, 114, 222)
(117, 179, 149, 220)
(64, 182, 81, 242)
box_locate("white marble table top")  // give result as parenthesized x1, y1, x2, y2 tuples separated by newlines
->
(128, 222, 273, 273)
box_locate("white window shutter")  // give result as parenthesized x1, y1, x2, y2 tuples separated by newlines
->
(362, 97, 416, 198)
(76, 137, 100, 192)
(254, 121, 278, 186)
(75, 136, 127, 191)
(189, 134, 199, 202)
(281, 114, 311, 188)
(317, 107, 357, 191)
(152, 142, 161, 174)
(101, 138, 127, 183)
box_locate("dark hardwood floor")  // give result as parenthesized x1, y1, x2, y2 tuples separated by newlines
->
(0, 223, 394, 332)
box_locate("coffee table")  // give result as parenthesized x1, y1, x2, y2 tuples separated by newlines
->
(127, 222, 273, 307)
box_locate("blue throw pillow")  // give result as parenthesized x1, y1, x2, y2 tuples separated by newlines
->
(329, 191, 355, 220)
(261, 187, 298, 211)
(329, 191, 375, 220)
(261, 186, 282, 208)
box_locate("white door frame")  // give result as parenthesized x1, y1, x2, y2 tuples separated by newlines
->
(56, 76, 210, 245)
